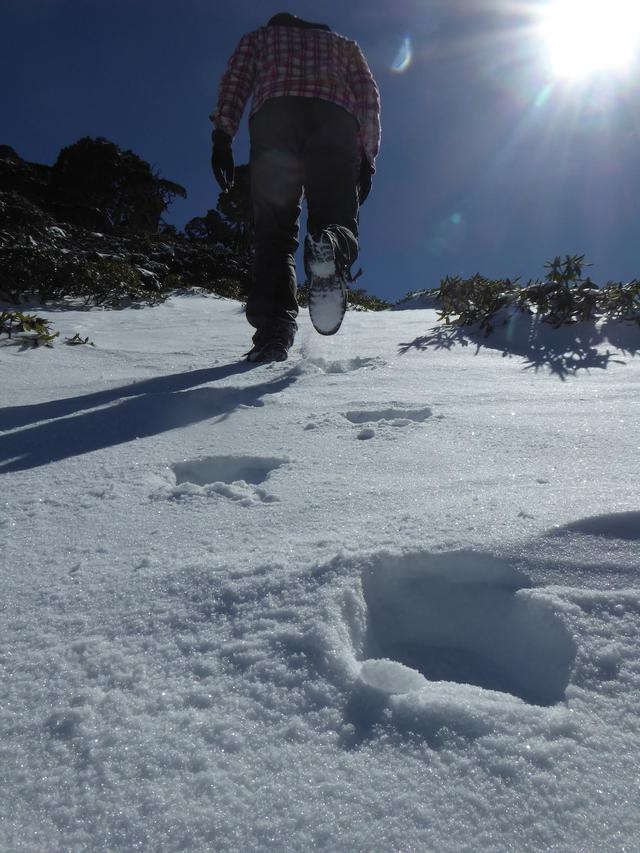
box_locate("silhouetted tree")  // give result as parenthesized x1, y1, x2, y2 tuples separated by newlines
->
(51, 137, 186, 233)
(184, 208, 234, 245)
(0, 145, 52, 210)
(158, 221, 179, 240)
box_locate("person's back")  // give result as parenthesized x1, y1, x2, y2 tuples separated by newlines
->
(211, 13, 381, 362)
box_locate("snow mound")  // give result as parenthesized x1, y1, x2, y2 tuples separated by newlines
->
(359, 658, 429, 693)
(549, 511, 640, 541)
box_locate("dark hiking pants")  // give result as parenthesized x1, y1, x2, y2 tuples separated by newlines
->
(247, 96, 361, 334)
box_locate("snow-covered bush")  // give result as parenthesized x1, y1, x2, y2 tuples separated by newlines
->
(0, 191, 53, 236)
(0, 246, 166, 307)
(438, 254, 640, 333)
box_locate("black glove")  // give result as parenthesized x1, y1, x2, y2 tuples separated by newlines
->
(357, 156, 374, 204)
(211, 129, 234, 192)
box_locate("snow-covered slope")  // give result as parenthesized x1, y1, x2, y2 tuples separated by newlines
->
(2, 296, 639, 851)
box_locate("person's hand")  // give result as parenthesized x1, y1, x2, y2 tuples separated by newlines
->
(357, 156, 374, 204)
(211, 129, 234, 192)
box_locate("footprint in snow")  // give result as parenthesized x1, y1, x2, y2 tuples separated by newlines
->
(345, 405, 432, 426)
(345, 406, 433, 438)
(359, 550, 576, 706)
(152, 455, 288, 506)
(304, 405, 434, 439)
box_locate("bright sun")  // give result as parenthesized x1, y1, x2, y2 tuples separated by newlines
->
(541, 0, 640, 79)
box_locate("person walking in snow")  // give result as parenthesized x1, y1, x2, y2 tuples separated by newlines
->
(210, 12, 381, 363)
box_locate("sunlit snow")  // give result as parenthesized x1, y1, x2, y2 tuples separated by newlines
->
(2, 295, 640, 850)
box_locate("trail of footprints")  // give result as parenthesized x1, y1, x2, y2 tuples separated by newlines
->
(153, 345, 436, 503)
(145, 371, 601, 717)
(154, 401, 437, 504)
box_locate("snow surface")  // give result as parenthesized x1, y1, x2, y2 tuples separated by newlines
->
(2, 295, 640, 851)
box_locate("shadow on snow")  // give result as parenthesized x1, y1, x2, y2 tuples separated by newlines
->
(399, 313, 638, 380)
(547, 510, 640, 542)
(0, 360, 295, 473)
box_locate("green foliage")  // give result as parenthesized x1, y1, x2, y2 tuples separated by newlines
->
(518, 254, 600, 327)
(439, 273, 518, 333)
(598, 280, 640, 320)
(0, 245, 72, 303)
(0, 246, 168, 307)
(51, 137, 186, 233)
(346, 287, 391, 311)
(205, 277, 245, 300)
(0, 310, 59, 346)
(162, 272, 186, 290)
(438, 255, 640, 332)
(80, 257, 167, 307)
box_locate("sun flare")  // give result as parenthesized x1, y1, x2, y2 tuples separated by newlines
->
(541, 0, 640, 79)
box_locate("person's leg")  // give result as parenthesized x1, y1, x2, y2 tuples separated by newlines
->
(303, 100, 361, 271)
(248, 98, 305, 336)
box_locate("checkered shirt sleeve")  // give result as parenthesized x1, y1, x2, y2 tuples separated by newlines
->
(210, 32, 257, 138)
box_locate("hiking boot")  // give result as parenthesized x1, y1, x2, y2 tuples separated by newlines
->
(245, 325, 294, 363)
(304, 229, 348, 335)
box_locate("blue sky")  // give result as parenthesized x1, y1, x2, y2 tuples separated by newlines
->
(2, 0, 640, 301)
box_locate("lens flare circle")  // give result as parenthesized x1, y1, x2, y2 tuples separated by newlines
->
(542, 0, 640, 79)
(392, 37, 412, 73)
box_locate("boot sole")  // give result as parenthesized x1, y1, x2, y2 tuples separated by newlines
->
(305, 234, 348, 336)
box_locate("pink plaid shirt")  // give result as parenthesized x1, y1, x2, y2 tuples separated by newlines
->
(211, 25, 381, 170)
